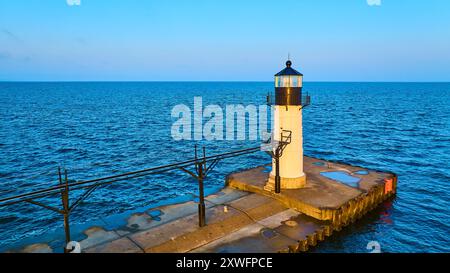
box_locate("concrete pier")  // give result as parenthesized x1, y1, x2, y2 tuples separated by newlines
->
(10, 156, 396, 253)
(228, 156, 397, 231)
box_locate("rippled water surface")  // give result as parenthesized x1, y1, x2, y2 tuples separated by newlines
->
(0, 82, 449, 252)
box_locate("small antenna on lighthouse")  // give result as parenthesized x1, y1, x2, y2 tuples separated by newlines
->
(288, 52, 291, 61)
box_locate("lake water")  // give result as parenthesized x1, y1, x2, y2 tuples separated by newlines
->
(0, 82, 449, 252)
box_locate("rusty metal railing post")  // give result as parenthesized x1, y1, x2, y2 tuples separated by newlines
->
(197, 147, 206, 227)
(60, 168, 71, 252)
(274, 150, 281, 194)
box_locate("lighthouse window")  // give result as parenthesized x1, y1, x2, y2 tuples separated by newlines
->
(292, 77, 298, 87)
(275, 76, 302, 87)
(282, 76, 290, 87)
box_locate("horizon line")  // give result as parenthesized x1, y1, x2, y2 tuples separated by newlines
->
(1, 80, 450, 83)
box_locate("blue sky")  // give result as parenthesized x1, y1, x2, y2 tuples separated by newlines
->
(0, 0, 449, 81)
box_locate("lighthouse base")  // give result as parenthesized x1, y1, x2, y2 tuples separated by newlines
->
(264, 174, 306, 191)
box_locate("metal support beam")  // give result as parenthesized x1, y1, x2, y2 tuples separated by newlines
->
(196, 146, 206, 227)
(272, 130, 292, 194)
(61, 168, 71, 252)
(275, 150, 281, 194)
(197, 161, 206, 227)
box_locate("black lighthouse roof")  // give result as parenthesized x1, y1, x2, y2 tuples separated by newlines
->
(274, 60, 303, 76)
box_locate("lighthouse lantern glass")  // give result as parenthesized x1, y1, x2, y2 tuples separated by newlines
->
(275, 75, 303, 88)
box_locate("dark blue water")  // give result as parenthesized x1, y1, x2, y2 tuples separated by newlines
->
(0, 82, 449, 252)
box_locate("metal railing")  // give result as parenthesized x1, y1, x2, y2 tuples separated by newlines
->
(0, 145, 263, 252)
(266, 93, 311, 108)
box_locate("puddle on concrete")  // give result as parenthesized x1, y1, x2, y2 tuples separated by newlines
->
(260, 228, 277, 239)
(354, 170, 369, 175)
(313, 162, 325, 166)
(320, 171, 361, 188)
(148, 210, 163, 221)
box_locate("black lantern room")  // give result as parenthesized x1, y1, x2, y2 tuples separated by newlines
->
(274, 60, 303, 106)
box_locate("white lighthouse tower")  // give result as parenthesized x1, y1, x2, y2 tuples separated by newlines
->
(265, 60, 309, 192)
